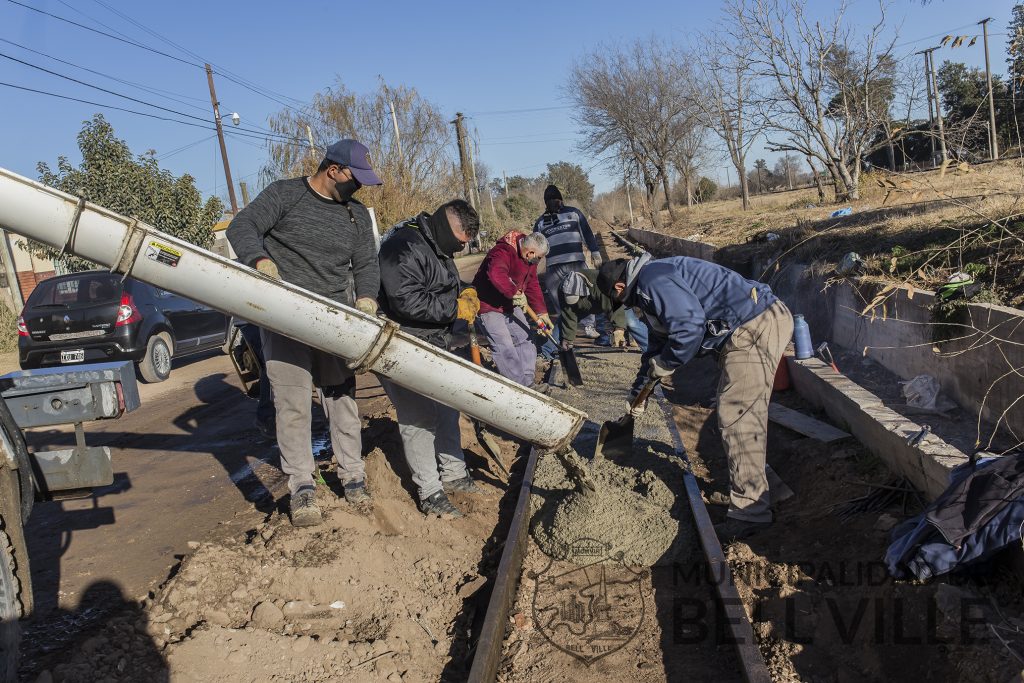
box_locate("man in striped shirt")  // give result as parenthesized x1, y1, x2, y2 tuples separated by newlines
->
(533, 185, 602, 339)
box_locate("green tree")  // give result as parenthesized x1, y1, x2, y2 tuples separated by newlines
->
(937, 60, 1012, 156)
(1006, 4, 1024, 147)
(541, 161, 594, 208)
(694, 177, 717, 203)
(32, 115, 222, 272)
(502, 194, 540, 223)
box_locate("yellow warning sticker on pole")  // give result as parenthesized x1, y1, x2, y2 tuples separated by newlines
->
(144, 241, 182, 268)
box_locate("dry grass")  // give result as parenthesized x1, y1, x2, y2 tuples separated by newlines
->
(656, 159, 1024, 306)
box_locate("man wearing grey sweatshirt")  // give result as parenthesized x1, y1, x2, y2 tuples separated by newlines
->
(227, 139, 382, 527)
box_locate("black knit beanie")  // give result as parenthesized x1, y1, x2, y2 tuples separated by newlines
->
(595, 258, 630, 299)
(543, 184, 563, 202)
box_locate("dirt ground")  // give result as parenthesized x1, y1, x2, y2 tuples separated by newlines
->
(666, 355, 1024, 683)
(624, 159, 1024, 307)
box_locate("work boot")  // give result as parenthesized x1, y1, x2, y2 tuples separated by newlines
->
(529, 382, 551, 395)
(713, 517, 770, 542)
(343, 480, 372, 505)
(418, 490, 463, 518)
(290, 487, 322, 527)
(443, 475, 480, 495)
(581, 325, 600, 339)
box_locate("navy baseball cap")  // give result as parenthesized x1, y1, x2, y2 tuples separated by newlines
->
(325, 139, 383, 186)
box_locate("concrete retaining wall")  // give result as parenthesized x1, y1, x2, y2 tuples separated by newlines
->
(626, 228, 1024, 446)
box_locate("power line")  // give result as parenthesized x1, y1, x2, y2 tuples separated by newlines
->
(0, 37, 209, 111)
(4, 0, 204, 68)
(0, 81, 309, 147)
(0, 50, 305, 143)
(156, 134, 217, 161)
(468, 105, 574, 117)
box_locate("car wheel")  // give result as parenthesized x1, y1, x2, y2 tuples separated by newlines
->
(138, 333, 172, 383)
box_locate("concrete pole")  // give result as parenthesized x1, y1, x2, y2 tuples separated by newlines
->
(918, 50, 937, 163)
(0, 228, 23, 310)
(239, 182, 251, 207)
(502, 170, 510, 199)
(624, 169, 635, 228)
(204, 64, 239, 214)
(925, 49, 948, 163)
(980, 18, 1000, 160)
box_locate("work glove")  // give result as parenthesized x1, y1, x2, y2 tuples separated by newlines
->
(591, 251, 603, 268)
(355, 297, 379, 316)
(255, 258, 280, 280)
(612, 329, 626, 348)
(457, 287, 480, 323)
(538, 313, 553, 335)
(627, 387, 648, 418)
(560, 339, 574, 351)
(648, 356, 675, 380)
(512, 291, 528, 308)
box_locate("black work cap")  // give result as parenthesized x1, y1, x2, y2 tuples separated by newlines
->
(543, 184, 563, 202)
(595, 258, 630, 298)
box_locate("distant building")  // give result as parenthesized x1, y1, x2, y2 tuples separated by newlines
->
(0, 229, 56, 310)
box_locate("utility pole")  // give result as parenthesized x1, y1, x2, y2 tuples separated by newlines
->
(502, 170, 510, 199)
(239, 181, 251, 207)
(305, 125, 317, 157)
(389, 98, 405, 163)
(979, 18, 1000, 160)
(466, 134, 481, 210)
(623, 170, 635, 228)
(205, 64, 239, 215)
(452, 113, 474, 207)
(918, 50, 938, 163)
(926, 49, 948, 164)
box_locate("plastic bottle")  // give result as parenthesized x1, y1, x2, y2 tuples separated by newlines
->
(793, 314, 813, 359)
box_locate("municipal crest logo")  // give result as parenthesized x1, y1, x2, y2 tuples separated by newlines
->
(529, 537, 649, 665)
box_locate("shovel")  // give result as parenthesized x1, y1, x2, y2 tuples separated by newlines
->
(520, 303, 584, 386)
(594, 377, 660, 460)
(466, 320, 509, 479)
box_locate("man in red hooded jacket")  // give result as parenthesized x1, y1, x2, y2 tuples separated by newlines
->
(472, 231, 551, 389)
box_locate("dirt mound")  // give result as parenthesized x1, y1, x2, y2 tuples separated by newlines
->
(37, 417, 519, 682)
(530, 449, 685, 566)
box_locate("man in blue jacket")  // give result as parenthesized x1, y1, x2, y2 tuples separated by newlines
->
(596, 255, 794, 537)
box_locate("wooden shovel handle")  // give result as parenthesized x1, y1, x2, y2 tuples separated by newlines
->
(520, 302, 552, 337)
(468, 321, 483, 366)
(631, 377, 660, 409)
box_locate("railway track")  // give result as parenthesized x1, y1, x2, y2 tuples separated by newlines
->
(466, 362, 772, 682)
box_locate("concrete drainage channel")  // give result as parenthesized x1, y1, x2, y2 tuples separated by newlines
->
(467, 348, 770, 682)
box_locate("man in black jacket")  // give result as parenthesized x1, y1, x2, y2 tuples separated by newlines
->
(377, 199, 482, 518)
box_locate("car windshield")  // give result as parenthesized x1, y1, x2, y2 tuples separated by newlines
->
(28, 274, 124, 308)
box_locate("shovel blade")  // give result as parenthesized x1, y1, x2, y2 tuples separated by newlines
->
(594, 415, 635, 460)
(474, 422, 509, 478)
(559, 347, 584, 386)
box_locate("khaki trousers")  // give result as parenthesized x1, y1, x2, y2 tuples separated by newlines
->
(261, 330, 364, 495)
(717, 300, 794, 523)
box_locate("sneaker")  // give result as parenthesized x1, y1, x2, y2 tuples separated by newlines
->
(290, 488, 322, 527)
(443, 475, 480, 495)
(581, 325, 600, 339)
(343, 480, 372, 505)
(418, 490, 463, 518)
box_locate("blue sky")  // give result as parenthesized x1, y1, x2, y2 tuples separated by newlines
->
(0, 0, 1016, 205)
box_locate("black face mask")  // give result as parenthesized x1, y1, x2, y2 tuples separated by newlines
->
(430, 211, 465, 257)
(545, 198, 562, 214)
(335, 178, 361, 203)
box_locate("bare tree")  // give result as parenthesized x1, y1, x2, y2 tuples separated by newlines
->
(670, 106, 709, 208)
(568, 40, 692, 228)
(730, 0, 900, 200)
(262, 80, 458, 228)
(693, 28, 767, 210)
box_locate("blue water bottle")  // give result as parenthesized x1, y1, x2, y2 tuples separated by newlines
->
(793, 314, 813, 359)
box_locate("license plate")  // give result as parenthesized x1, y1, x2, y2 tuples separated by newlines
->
(60, 349, 85, 364)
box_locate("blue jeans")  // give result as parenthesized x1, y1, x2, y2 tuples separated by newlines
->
(625, 308, 649, 352)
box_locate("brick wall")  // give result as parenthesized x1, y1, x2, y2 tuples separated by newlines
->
(16, 269, 55, 300)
